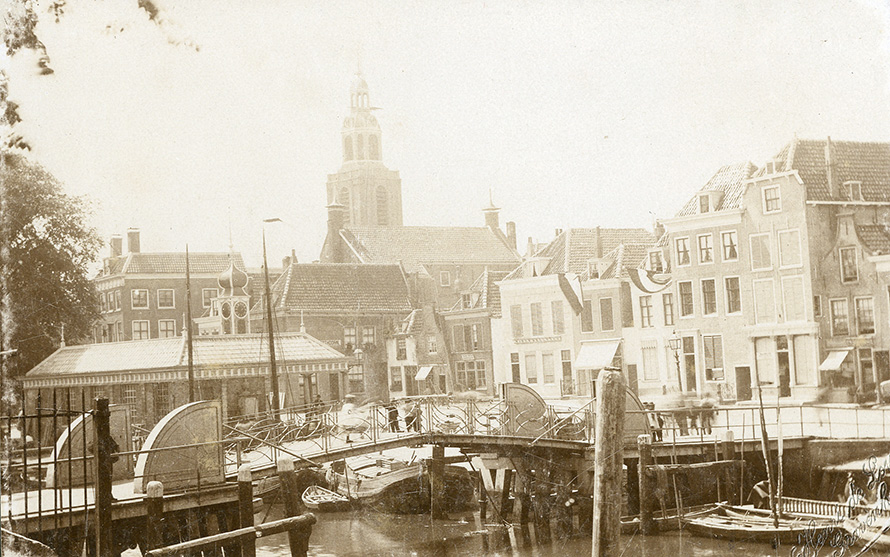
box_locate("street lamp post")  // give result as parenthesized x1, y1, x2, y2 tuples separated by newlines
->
(668, 334, 683, 393)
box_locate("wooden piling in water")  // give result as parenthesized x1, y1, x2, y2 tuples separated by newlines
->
(637, 434, 655, 535)
(591, 369, 626, 557)
(94, 398, 114, 557)
(429, 445, 446, 519)
(238, 465, 256, 557)
(145, 481, 165, 552)
(278, 456, 313, 557)
(720, 430, 737, 506)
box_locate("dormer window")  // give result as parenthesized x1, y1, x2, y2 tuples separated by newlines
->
(697, 191, 724, 214)
(588, 262, 599, 280)
(843, 181, 863, 201)
(461, 293, 473, 309)
(699, 195, 710, 214)
(648, 251, 663, 273)
(765, 160, 778, 174)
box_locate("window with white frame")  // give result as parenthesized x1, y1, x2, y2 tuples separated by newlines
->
(762, 185, 781, 213)
(754, 337, 776, 384)
(675, 237, 691, 266)
(639, 296, 653, 327)
(390, 367, 403, 391)
(344, 326, 357, 349)
(525, 354, 537, 383)
(396, 338, 407, 360)
(157, 289, 175, 309)
(202, 288, 218, 308)
(753, 279, 776, 324)
(439, 271, 452, 287)
(641, 341, 659, 381)
(678, 281, 694, 317)
(648, 251, 663, 273)
(856, 297, 875, 335)
(132, 320, 150, 340)
(793, 335, 815, 385)
(703, 335, 724, 381)
(511, 353, 521, 381)
(840, 247, 858, 283)
(154, 383, 172, 417)
(542, 352, 555, 384)
(530, 302, 544, 336)
(725, 277, 741, 314)
(698, 234, 713, 264)
(510, 305, 524, 338)
(124, 386, 140, 422)
(663, 293, 675, 326)
(860, 348, 874, 385)
(701, 279, 717, 315)
(844, 181, 863, 201)
(551, 300, 565, 335)
(750, 233, 772, 270)
(362, 327, 375, 346)
(427, 334, 437, 355)
(721, 231, 739, 261)
(159, 319, 177, 338)
(778, 230, 802, 268)
(830, 299, 850, 336)
(781, 276, 806, 322)
(131, 289, 148, 309)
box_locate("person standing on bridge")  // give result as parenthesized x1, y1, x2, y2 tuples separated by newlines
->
(385, 400, 401, 432)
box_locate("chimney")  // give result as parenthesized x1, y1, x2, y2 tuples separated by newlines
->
(326, 201, 347, 263)
(596, 225, 603, 258)
(110, 234, 123, 258)
(653, 220, 665, 240)
(825, 136, 835, 198)
(554, 228, 563, 238)
(483, 204, 500, 231)
(127, 228, 141, 253)
(506, 221, 517, 251)
(282, 249, 297, 270)
(526, 237, 535, 257)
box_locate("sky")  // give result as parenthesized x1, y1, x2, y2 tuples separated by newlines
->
(7, 0, 890, 268)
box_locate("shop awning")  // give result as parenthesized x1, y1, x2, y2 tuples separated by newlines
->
(819, 349, 852, 372)
(415, 365, 433, 381)
(574, 340, 621, 370)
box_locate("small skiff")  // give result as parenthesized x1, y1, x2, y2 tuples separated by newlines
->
(302, 485, 352, 512)
(682, 504, 840, 545)
(620, 503, 720, 534)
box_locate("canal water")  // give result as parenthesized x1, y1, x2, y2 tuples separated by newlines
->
(255, 504, 811, 557)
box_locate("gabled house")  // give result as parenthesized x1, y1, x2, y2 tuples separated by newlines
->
(494, 227, 655, 399)
(249, 262, 414, 402)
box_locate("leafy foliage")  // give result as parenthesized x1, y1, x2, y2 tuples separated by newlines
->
(0, 151, 101, 382)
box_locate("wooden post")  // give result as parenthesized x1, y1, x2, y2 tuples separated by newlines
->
(278, 456, 312, 557)
(637, 434, 655, 535)
(591, 369, 626, 557)
(94, 397, 115, 557)
(499, 469, 514, 520)
(238, 465, 256, 557)
(533, 467, 551, 544)
(478, 472, 488, 523)
(720, 430, 736, 506)
(145, 481, 165, 552)
(429, 444, 446, 519)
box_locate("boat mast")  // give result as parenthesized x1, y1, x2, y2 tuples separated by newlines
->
(754, 365, 778, 527)
(262, 229, 280, 418)
(186, 244, 195, 402)
(777, 392, 784, 516)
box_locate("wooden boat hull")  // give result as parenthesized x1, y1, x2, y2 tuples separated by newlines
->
(844, 514, 890, 550)
(682, 505, 840, 544)
(620, 503, 720, 534)
(329, 460, 475, 514)
(302, 485, 352, 513)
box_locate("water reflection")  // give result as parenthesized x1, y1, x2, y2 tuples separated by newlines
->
(255, 504, 796, 557)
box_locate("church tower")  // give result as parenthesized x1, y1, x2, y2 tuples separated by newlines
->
(326, 73, 403, 227)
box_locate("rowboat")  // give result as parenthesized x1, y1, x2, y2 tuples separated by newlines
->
(681, 504, 841, 544)
(620, 503, 720, 534)
(326, 453, 475, 514)
(843, 512, 890, 551)
(301, 485, 352, 512)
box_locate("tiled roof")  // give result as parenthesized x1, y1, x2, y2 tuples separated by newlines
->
(544, 228, 655, 275)
(26, 333, 347, 377)
(758, 139, 890, 201)
(676, 162, 758, 217)
(396, 309, 424, 335)
(856, 224, 890, 255)
(341, 226, 520, 273)
(106, 252, 244, 275)
(449, 269, 509, 316)
(267, 263, 412, 314)
(579, 242, 654, 280)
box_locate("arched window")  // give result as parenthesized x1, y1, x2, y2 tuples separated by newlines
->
(369, 135, 380, 160)
(339, 187, 351, 224)
(344, 136, 353, 161)
(376, 186, 389, 225)
(356, 135, 364, 160)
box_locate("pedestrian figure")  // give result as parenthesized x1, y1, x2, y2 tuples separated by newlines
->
(747, 479, 770, 509)
(699, 393, 717, 434)
(385, 400, 401, 432)
(403, 401, 417, 432)
(411, 402, 423, 433)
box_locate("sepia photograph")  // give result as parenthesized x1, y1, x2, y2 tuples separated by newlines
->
(2, 1, 890, 555)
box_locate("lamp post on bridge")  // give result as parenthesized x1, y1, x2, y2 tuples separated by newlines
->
(668, 333, 683, 393)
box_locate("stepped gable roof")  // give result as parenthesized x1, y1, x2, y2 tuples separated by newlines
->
(856, 224, 890, 255)
(105, 252, 244, 275)
(26, 333, 347, 377)
(449, 269, 509, 316)
(676, 162, 759, 217)
(266, 263, 412, 314)
(758, 139, 890, 201)
(340, 226, 520, 273)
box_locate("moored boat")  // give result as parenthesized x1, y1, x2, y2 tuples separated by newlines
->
(302, 484, 352, 512)
(681, 503, 841, 545)
(620, 503, 720, 534)
(326, 453, 475, 514)
(843, 512, 890, 551)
